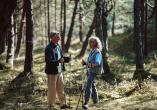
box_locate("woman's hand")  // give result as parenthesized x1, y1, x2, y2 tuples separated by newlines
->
(87, 63, 97, 68)
(59, 58, 64, 64)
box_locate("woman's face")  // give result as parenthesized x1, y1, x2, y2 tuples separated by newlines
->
(89, 39, 97, 49)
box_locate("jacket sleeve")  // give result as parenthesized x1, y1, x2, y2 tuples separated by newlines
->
(45, 47, 59, 66)
(95, 52, 102, 65)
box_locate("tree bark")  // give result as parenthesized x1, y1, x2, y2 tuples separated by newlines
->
(55, 0, 57, 31)
(47, 0, 50, 42)
(62, 0, 66, 51)
(24, 0, 34, 73)
(60, 0, 64, 50)
(102, 7, 110, 74)
(111, 1, 116, 36)
(144, 0, 148, 56)
(6, 15, 14, 68)
(0, 32, 5, 55)
(65, 0, 79, 52)
(141, 0, 148, 57)
(0, 0, 17, 55)
(15, 6, 26, 57)
(133, 0, 144, 76)
(155, 0, 157, 54)
(44, 0, 48, 45)
(79, 0, 83, 42)
(95, 0, 110, 74)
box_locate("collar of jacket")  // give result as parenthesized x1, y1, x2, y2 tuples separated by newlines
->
(50, 42, 58, 48)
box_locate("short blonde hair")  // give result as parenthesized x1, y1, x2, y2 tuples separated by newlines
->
(88, 36, 102, 51)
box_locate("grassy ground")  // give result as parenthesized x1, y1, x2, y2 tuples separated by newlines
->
(0, 33, 157, 110)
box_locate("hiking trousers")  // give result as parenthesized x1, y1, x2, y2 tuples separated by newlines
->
(84, 72, 99, 104)
(47, 73, 65, 106)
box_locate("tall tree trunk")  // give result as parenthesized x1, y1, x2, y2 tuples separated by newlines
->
(60, 0, 64, 50)
(47, 0, 50, 42)
(141, 0, 148, 57)
(40, 0, 45, 46)
(75, 15, 96, 58)
(55, 0, 57, 31)
(0, 0, 17, 55)
(44, 0, 48, 45)
(15, 6, 26, 57)
(95, 0, 110, 74)
(24, 0, 34, 73)
(102, 8, 110, 74)
(13, 12, 17, 46)
(111, 1, 116, 36)
(155, 0, 157, 55)
(6, 15, 14, 68)
(0, 3, 5, 55)
(79, 0, 83, 42)
(65, 0, 79, 52)
(62, 0, 66, 51)
(144, 0, 148, 56)
(60, 0, 63, 35)
(0, 32, 5, 55)
(133, 0, 144, 78)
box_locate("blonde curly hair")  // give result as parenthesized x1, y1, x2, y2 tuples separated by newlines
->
(88, 36, 102, 51)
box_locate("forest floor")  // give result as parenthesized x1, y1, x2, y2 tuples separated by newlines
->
(1, 33, 157, 110)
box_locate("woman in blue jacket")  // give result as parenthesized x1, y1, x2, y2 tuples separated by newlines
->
(82, 36, 104, 109)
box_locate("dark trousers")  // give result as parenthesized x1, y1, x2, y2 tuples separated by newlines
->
(84, 72, 99, 104)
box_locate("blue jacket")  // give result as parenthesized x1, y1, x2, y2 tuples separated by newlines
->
(87, 48, 104, 74)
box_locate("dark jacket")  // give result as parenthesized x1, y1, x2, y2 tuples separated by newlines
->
(45, 42, 65, 74)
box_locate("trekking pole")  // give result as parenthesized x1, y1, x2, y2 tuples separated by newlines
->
(62, 70, 67, 110)
(76, 67, 86, 110)
(69, 54, 72, 108)
(82, 68, 85, 107)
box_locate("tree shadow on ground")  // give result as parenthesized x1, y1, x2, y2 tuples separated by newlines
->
(133, 70, 157, 82)
(122, 97, 157, 109)
(124, 70, 157, 97)
(0, 72, 34, 109)
(100, 72, 123, 85)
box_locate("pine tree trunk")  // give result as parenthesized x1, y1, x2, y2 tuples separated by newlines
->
(133, 0, 144, 78)
(141, 0, 148, 57)
(65, 0, 79, 52)
(6, 15, 14, 68)
(13, 13, 17, 46)
(0, 32, 5, 55)
(15, 6, 26, 57)
(0, 3, 5, 55)
(0, 1, 17, 55)
(111, 1, 116, 36)
(144, 0, 148, 56)
(102, 11, 110, 74)
(55, 0, 57, 30)
(47, 0, 50, 42)
(60, 0, 64, 50)
(155, 0, 157, 54)
(95, 0, 110, 74)
(79, 0, 83, 42)
(24, 0, 34, 73)
(62, 0, 66, 51)
(44, 0, 48, 45)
